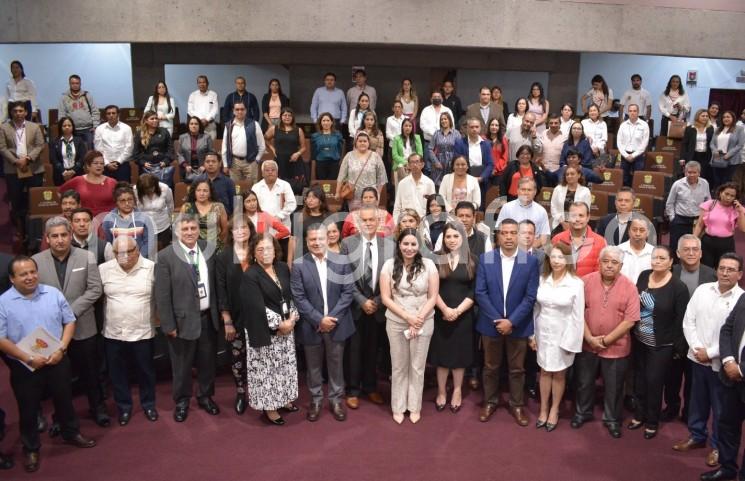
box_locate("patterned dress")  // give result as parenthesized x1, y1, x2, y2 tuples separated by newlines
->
(181, 201, 226, 252)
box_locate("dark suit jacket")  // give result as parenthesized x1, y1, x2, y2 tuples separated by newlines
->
(215, 246, 248, 330)
(0, 253, 12, 293)
(176, 132, 213, 168)
(596, 213, 630, 246)
(241, 261, 292, 348)
(453, 137, 494, 183)
(291, 252, 355, 345)
(260, 92, 290, 132)
(32, 247, 102, 340)
(341, 234, 396, 323)
(155, 240, 219, 340)
(50, 136, 87, 185)
(475, 250, 539, 338)
(719, 294, 745, 399)
(672, 264, 717, 287)
(680, 125, 714, 163)
(465, 101, 505, 129)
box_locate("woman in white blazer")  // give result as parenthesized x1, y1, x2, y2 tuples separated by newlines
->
(550, 165, 592, 232)
(439, 155, 481, 213)
(530, 243, 584, 431)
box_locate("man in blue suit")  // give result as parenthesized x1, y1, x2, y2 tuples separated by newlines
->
(454, 117, 494, 203)
(476, 218, 539, 426)
(291, 224, 356, 422)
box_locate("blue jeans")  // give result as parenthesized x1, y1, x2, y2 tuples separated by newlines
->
(687, 361, 723, 448)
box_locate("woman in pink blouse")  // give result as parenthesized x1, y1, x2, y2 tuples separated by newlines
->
(693, 182, 745, 268)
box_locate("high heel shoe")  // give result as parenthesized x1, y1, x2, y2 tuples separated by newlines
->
(262, 411, 286, 426)
(392, 413, 404, 424)
(449, 404, 461, 414)
(643, 428, 657, 440)
(435, 398, 446, 412)
(235, 394, 247, 415)
(536, 419, 547, 429)
(627, 419, 644, 430)
(546, 421, 558, 432)
(280, 403, 299, 413)
(409, 412, 421, 424)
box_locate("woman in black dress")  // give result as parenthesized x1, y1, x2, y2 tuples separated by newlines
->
(264, 107, 307, 193)
(431, 222, 476, 413)
(215, 212, 256, 414)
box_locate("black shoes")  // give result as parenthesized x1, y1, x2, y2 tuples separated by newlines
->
(174, 404, 189, 423)
(144, 408, 159, 422)
(118, 411, 132, 426)
(92, 405, 111, 427)
(0, 454, 13, 470)
(605, 422, 622, 439)
(197, 397, 220, 416)
(570, 415, 591, 429)
(700, 468, 737, 481)
(235, 394, 247, 415)
(279, 403, 299, 413)
(262, 411, 286, 426)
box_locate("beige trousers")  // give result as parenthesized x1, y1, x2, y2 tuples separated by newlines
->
(386, 316, 433, 414)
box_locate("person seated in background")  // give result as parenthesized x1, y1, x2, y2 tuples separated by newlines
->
(50, 116, 87, 186)
(94, 105, 133, 183)
(143, 80, 176, 135)
(556, 148, 602, 186)
(176, 115, 213, 183)
(223, 75, 260, 124)
(132, 110, 174, 188)
(60, 190, 80, 220)
(560, 121, 595, 170)
(501, 145, 543, 202)
(58, 74, 99, 148)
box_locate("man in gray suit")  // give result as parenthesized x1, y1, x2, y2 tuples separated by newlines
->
(155, 215, 220, 422)
(465, 86, 506, 131)
(291, 224, 356, 422)
(341, 205, 396, 409)
(32, 216, 107, 426)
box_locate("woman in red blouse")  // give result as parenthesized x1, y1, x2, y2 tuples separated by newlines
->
(59, 150, 117, 218)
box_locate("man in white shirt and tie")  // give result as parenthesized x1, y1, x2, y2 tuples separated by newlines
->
(187, 75, 219, 140)
(616, 104, 650, 187)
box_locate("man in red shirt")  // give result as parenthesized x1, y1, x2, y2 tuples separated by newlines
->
(551, 202, 606, 277)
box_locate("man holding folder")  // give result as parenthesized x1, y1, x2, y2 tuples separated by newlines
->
(0, 256, 96, 473)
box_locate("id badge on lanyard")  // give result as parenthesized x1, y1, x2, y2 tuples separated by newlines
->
(198, 283, 207, 299)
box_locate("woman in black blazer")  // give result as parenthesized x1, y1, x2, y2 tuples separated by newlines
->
(628, 246, 689, 440)
(680, 108, 714, 180)
(260, 78, 290, 132)
(240, 235, 299, 425)
(50, 116, 87, 185)
(215, 213, 256, 415)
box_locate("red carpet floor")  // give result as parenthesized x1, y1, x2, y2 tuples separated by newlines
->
(0, 367, 739, 481)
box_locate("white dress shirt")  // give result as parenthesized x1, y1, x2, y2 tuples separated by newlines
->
(616, 119, 650, 158)
(94, 121, 134, 165)
(385, 115, 404, 141)
(313, 254, 329, 316)
(621, 88, 652, 116)
(220, 120, 265, 160)
(187, 89, 219, 122)
(392, 173, 435, 222)
(468, 136, 483, 167)
(361, 235, 379, 289)
(500, 248, 517, 316)
(252, 178, 297, 228)
(6, 78, 38, 111)
(581, 118, 608, 152)
(179, 241, 210, 311)
(419, 105, 453, 142)
(618, 241, 654, 284)
(684, 282, 744, 371)
(496, 199, 551, 237)
(99, 256, 156, 342)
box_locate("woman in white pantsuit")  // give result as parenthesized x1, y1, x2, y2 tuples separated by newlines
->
(380, 228, 439, 424)
(530, 242, 584, 431)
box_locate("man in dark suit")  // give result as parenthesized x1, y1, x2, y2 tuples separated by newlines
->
(0, 253, 11, 293)
(32, 216, 107, 427)
(155, 215, 220, 422)
(664, 234, 718, 424)
(518, 219, 544, 399)
(341, 205, 395, 409)
(291, 224, 355, 422)
(595, 187, 635, 246)
(465, 86, 505, 131)
(70, 208, 107, 266)
(475, 218, 539, 426)
(701, 287, 745, 481)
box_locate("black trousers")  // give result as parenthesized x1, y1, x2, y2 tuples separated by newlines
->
(315, 161, 340, 181)
(633, 341, 674, 429)
(717, 384, 745, 478)
(9, 356, 80, 453)
(105, 338, 156, 413)
(104, 161, 131, 183)
(574, 351, 629, 424)
(663, 354, 691, 418)
(701, 234, 735, 270)
(68, 335, 104, 412)
(345, 312, 379, 396)
(165, 312, 217, 405)
(6, 172, 43, 224)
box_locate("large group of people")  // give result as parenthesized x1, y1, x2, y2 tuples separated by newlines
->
(1, 62, 745, 481)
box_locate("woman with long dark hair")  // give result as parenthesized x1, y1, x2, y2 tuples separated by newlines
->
(560, 121, 595, 169)
(264, 107, 306, 189)
(348, 92, 372, 140)
(134, 173, 174, 250)
(658, 75, 691, 136)
(50, 116, 87, 185)
(311, 112, 344, 180)
(261, 78, 290, 132)
(693, 182, 745, 268)
(176, 115, 213, 183)
(391, 118, 423, 184)
(486, 117, 509, 186)
(679, 109, 714, 180)
(180, 179, 228, 251)
(133, 110, 174, 188)
(380, 228, 439, 424)
(144, 81, 176, 135)
(427, 111, 461, 187)
(710, 111, 745, 189)
(581, 74, 613, 117)
(431, 222, 476, 413)
(527, 82, 549, 135)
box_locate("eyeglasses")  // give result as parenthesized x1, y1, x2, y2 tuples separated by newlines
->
(113, 247, 137, 255)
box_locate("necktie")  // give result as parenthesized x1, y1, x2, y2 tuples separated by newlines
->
(188, 250, 199, 281)
(363, 241, 373, 295)
(64, 139, 73, 168)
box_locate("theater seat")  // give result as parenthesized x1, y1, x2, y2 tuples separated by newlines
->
(644, 151, 674, 175)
